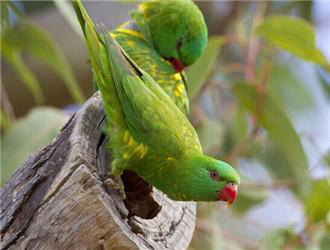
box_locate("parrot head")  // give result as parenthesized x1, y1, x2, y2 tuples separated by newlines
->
(131, 0, 208, 72)
(177, 152, 240, 203)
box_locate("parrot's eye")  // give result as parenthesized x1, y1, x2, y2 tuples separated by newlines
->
(210, 169, 219, 180)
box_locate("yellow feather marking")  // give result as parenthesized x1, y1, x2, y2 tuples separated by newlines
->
(116, 28, 144, 39)
(174, 73, 181, 81)
(140, 145, 147, 158)
(130, 143, 147, 159)
(123, 152, 130, 159)
(118, 21, 131, 29)
(123, 130, 130, 143)
(128, 136, 134, 146)
(126, 40, 134, 47)
(174, 90, 181, 97)
(177, 83, 185, 92)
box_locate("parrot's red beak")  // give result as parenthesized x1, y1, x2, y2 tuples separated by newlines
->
(169, 58, 185, 72)
(217, 183, 238, 206)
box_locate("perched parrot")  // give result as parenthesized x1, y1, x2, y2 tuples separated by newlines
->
(85, 0, 208, 114)
(111, 0, 208, 114)
(73, 1, 240, 203)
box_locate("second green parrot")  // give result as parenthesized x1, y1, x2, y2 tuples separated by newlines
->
(111, 0, 208, 114)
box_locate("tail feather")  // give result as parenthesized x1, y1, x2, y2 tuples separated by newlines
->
(72, 0, 126, 131)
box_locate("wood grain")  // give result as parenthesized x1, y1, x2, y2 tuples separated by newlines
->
(0, 93, 196, 250)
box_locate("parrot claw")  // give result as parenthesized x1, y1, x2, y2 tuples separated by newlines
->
(104, 175, 126, 200)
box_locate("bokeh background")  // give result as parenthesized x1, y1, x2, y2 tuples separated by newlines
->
(1, 1, 330, 249)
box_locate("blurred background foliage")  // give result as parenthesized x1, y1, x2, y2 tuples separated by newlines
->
(1, 1, 329, 250)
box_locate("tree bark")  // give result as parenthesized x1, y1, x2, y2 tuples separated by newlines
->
(0, 93, 196, 250)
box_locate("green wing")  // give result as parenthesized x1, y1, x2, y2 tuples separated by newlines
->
(103, 31, 201, 157)
(112, 29, 189, 115)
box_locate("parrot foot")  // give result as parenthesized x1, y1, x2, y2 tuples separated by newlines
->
(104, 175, 126, 200)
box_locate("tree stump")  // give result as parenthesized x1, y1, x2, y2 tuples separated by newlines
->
(0, 93, 196, 250)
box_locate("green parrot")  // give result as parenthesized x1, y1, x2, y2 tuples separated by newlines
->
(90, 0, 208, 114)
(73, 1, 240, 203)
(112, 0, 208, 114)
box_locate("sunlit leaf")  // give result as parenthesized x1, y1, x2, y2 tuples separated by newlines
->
(186, 36, 224, 99)
(0, 107, 69, 185)
(305, 179, 330, 224)
(257, 16, 329, 69)
(1, 21, 85, 103)
(232, 83, 309, 182)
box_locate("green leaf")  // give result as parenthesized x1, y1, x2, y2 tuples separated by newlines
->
(305, 179, 330, 224)
(0, 107, 69, 186)
(1, 21, 85, 103)
(1, 45, 44, 104)
(186, 36, 224, 99)
(232, 83, 309, 182)
(257, 16, 329, 69)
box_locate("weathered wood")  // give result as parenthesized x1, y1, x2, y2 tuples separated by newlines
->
(0, 93, 196, 250)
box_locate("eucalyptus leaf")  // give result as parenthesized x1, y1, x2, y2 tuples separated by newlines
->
(1, 44, 44, 104)
(257, 16, 329, 69)
(1, 107, 69, 185)
(1, 21, 85, 103)
(305, 179, 330, 224)
(233, 83, 309, 182)
(186, 36, 224, 99)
